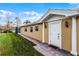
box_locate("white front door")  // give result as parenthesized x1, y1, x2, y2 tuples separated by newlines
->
(49, 20, 61, 48)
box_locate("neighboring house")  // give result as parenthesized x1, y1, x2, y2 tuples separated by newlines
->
(0, 26, 6, 32)
(10, 24, 16, 32)
(0, 23, 16, 32)
(20, 9, 79, 55)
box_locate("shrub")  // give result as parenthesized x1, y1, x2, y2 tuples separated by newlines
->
(3, 30, 12, 33)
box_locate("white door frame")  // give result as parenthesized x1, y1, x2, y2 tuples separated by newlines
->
(48, 20, 62, 49)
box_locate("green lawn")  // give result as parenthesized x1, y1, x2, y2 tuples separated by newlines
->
(0, 33, 43, 56)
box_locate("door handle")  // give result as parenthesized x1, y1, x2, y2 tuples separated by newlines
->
(58, 33, 60, 40)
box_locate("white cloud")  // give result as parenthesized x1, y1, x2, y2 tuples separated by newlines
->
(23, 11, 40, 16)
(0, 10, 15, 17)
(0, 10, 16, 26)
(0, 10, 43, 26)
(69, 3, 79, 9)
(19, 11, 43, 23)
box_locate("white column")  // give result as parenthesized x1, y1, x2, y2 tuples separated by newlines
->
(71, 17, 77, 55)
(48, 22, 50, 44)
(42, 22, 45, 43)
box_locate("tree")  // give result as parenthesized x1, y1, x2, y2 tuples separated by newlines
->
(6, 13, 14, 31)
(23, 20, 31, 24)
(6, 12, 11, 31)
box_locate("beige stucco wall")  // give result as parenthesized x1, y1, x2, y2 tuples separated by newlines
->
(21, 22, 49, 43)
(62, 17, 72, 52)
(76, 16, 79, 55)
(21, 24, 42, 42)
(44, 22, 48, 43)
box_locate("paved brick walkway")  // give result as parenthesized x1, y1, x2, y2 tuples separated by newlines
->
(19, 33, 73, 56)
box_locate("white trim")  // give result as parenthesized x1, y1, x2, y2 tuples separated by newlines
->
(42, 22, 45, 43)
(71, 17, 77, 55)
(40, 9, 79, 22)
(48, 22, 51, 44)
(60, 20, 62, 49)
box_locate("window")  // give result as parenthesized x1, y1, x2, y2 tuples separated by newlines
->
(25, 28, 27, 32)
(35, 25, 39, 31)
(30, 27, 33, 32)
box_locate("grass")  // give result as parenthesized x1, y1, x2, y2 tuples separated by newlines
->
(0, 33, 43, 56)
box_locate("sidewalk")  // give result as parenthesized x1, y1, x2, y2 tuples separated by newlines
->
(19, 33, 73, 56)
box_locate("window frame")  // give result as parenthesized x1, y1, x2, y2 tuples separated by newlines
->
(25, 27, 27, 32)
(35, 25, 39, 31)
(30, 26, 33, 32)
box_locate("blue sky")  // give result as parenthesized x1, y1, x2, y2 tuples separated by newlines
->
(0, 3, 78, 25)
(0, 3, 75, 12)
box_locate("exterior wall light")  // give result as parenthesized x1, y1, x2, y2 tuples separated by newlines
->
(65, 21, 69, 28)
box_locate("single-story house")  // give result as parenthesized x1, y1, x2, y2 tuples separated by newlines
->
(20, 9, 79, 55)
(0, 23, 16, 33)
